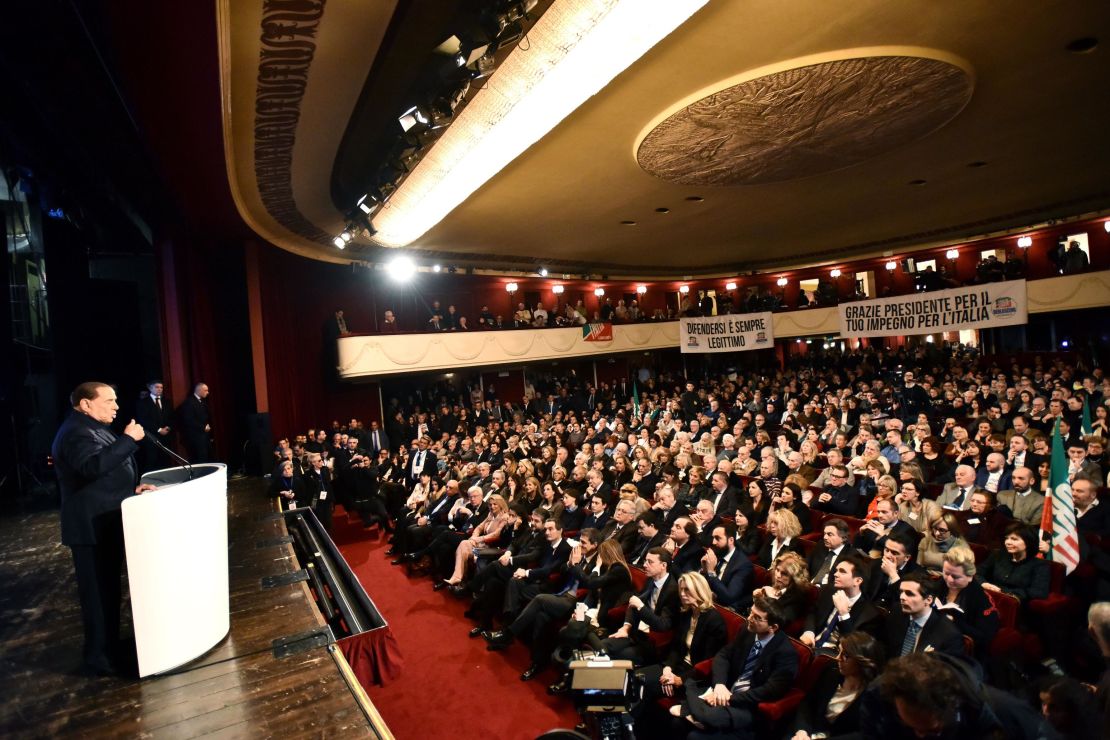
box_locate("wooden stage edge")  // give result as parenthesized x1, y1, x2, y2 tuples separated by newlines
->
(0, 476, 390, 739)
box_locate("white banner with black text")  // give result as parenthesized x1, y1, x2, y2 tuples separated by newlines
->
(679, 312, 775, 353)
(837, 279, 1028, 338)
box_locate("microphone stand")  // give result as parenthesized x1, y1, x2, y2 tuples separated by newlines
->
(149, 435, 195, 480)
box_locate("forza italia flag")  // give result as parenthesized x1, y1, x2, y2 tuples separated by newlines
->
(1040, 418, 1080, 574)
(582, 323, 613, 342)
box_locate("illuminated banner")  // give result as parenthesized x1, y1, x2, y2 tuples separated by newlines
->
(679, 312, 774, 353)
(838, 279, 1028, 338)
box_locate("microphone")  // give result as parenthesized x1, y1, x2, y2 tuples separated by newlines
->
(149, 435, 195, 480)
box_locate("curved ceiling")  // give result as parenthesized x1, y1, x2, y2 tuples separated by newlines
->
(219, 0, 1110, 274)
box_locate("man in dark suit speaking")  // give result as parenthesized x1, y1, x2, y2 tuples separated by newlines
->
(52, 382, 154, 675)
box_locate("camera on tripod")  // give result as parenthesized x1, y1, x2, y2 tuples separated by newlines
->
(567, 656, 639, 740)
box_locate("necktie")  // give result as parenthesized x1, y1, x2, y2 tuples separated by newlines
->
(373, 430, 380, 449)
(154, 396, 161, 410)
(953, 487, 967, 509)
(812, 551, 836, 584)
(715, 555, 727, 578)
(815, 613, 840, 649)
(732, 640, 763, 694)
(648, 582, 659, 611)
(900, 620, 922, 656)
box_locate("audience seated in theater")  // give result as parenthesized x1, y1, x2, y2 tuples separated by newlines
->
(955, 490, 1012, 549)
(978, 523, 1050, 604)
(801, 553, 881, 657)
(854, 496, 916, 559)
(788, 631, 883, 739)
(755, 508, 803, 569)
(935, 546, 1000, 660)
(599, 547, 680, 667)
(698, 521, 753, 611)
(917, 511, 969, 573)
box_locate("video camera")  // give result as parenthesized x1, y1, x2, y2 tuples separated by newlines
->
(567, 656, 639, 740)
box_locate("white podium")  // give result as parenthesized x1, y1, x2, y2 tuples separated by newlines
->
(122, 463, 230, 677)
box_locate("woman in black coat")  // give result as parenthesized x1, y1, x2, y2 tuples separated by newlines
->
(935, 547, 1000, 659)
(979, 523, 1050, 604)
(788, 632, 884, 738)
(630, 572, 729, 708)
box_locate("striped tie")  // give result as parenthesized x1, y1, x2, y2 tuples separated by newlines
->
(900, 621, 922, 656)
(732, 640, 763, 694)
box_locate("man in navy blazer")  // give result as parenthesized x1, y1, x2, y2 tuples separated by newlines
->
(700, 521, 753, 611)
(601, 547, 681, 665)
(883, 572, 965, 659)
(675, 596, 799, 737)
(974, 452, 1013, 494)
(53, 382, 153, 675)
(502, 518, 572, 616)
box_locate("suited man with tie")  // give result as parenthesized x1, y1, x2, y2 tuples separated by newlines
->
(700, 522, 753, 611)
(500, 518, 572, 617)
(806, 519, 854, 587)
(800, 555, 881, 657)
(406, 437, 437, 483)
(135, 380, 174, 472)
(601, 547, 681, 666)
(178, 382, 212, 463)
(581, 491, 611, 531)
(53, 382, 154, 675)
(673, 596, 799, 738)
(706, 471, 739, 518)
(366, 420, 390, 456)
(303, 453, 334, 530)
(629, 512, 667, 567)
(935, 464, 979, 510)
(884, 572, 965, 659)
(866, 531, 924, 611)
(600, 499, 640, 558)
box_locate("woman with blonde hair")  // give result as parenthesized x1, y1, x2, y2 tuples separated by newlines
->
(756, 508, 802, 568)
(864, 474, 899, 519)
(752, 550, 811, 626)
(917, 511, 968, 571)
(440, 493, 510, 588)
(631, 571, 728, 707)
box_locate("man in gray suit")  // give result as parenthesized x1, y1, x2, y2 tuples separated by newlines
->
(935, 464, 979, 511)
(996, 466, 1045, 525)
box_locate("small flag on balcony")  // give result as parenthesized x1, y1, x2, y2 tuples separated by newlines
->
(582, 323, 613, 342)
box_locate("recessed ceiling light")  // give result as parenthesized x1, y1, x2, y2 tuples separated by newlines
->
(655, 207, 670, 214)
(908, 179, 927, 186)
(684, 196, 704, 202)
(1066, 37, 1098, 54)
(967, 160, 988, 168)
(621, 220, 637, 226)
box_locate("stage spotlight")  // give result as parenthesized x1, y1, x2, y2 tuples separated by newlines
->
(386, 256, 416, 281)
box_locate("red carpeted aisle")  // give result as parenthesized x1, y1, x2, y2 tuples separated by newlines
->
(331, 509, 581, 740)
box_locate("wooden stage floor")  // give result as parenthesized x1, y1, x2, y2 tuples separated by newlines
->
(0, 477, 381, 738)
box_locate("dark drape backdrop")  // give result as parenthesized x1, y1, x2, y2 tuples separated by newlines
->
(256, 248, 383, 439)
(167, 237, 254, 466)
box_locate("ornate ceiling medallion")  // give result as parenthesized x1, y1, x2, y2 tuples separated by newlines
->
(637, 54, 973, 186)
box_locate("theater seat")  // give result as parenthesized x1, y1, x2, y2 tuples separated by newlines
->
(983, 589, 1022, 659)
(1027, 561, 1079, 618)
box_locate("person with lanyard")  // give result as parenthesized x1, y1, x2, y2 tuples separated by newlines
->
(304, 452, 334, 530)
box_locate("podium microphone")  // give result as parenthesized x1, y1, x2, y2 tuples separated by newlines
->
(149, 435, 195, 480)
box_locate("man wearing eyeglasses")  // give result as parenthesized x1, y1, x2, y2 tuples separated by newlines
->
(812, 466, 861, 516)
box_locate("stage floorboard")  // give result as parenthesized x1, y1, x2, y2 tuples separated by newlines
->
(0, 477, 378, 738)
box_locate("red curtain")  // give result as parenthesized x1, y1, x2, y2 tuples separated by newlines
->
(337, 627, 404, 687)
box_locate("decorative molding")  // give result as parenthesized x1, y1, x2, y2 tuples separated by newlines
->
(638, 55, 972, 186)
(1027, 270, 1110, 312)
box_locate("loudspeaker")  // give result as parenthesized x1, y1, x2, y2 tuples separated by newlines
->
(246, 412, 272, 476)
